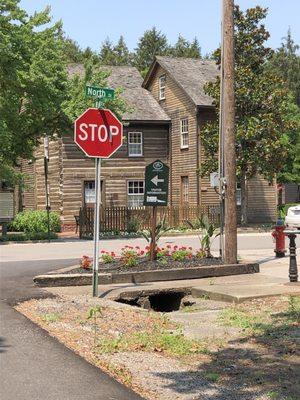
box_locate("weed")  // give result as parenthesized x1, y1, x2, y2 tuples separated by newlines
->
(204, 372, 220, 382)
(266, 391, 280, 399)
(42, 313, 60, 323)
(87, 306, 103, 345)
(218, 307, 264, 332)
(96, 330, 207, 357)
(287, 295, 300, 322)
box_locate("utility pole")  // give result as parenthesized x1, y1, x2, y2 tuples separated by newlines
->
(222, 0, 237, 263)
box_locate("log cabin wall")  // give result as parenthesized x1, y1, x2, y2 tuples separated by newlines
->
(19, 159, 36, 211)
(34, 139, 63, 214)
(146, 65, 199, 206)
(30, 123, 169, 229)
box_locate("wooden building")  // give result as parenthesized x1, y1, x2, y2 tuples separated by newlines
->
(20, 66, 170, 229)
(143, 56, 277, 222)
(20, 57, 278, 228)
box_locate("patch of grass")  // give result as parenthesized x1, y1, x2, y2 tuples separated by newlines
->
(41, 313, 60, 323)
(96, 330, 208, 357)
(287, 295, 300, 323)
(203, 372, 220, 382)
(266, 391, 280, 399)
(218, 307, 265, 332)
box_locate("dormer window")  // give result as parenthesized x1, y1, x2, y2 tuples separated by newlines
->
(159, 75, 166, 100)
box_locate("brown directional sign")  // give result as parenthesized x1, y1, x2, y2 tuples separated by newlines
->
(144, 160, 169, 206)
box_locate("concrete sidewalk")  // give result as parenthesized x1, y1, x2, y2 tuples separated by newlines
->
(45, 250, 299, 303)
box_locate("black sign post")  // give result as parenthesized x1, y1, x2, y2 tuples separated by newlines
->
(144, 160, 169, 260)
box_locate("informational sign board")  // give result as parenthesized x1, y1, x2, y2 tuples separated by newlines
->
(144, 160, 169, 206)
(0, 191, 14, 221)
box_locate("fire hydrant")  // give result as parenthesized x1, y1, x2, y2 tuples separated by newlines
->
(271, 220, 286, 257)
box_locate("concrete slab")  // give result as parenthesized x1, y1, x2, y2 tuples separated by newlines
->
(44, 252, 299, 304)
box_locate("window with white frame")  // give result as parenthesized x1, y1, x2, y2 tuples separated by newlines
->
(84, 181, 103, 204)
(159, 75, 166, 100)
(127, 180, 144, 207)
(84, 181, 95, 204)
(236, 182, 242, 205)
(180, 117, 189, 148)
(181, 176, 189, 203)
(128, 132, 143, 156)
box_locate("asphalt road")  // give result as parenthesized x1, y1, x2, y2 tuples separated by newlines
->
(1, 232, 277, 262)
(0, 258, 143, 400)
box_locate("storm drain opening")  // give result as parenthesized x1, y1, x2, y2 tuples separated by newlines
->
(149, 291, 185, 312)
(115, 290, 187, 313)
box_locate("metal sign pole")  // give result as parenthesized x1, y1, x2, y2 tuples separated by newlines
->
(93, 157, 101, 297)
(44, 136, 51, 243)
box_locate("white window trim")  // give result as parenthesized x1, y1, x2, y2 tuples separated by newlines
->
(180, 117, 189, 149)
(159, 75, 166, 100)
(236, 183, 242, 206)
(127, 180, 144, 207)
(128, 131, 143, 157)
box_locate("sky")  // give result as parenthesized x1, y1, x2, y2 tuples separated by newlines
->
(20, 0, 300, 55)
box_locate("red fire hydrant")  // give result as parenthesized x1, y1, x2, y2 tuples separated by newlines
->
(271, 220, 286, 257)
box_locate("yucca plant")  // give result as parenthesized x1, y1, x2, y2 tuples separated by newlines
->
(187, 215, 219, 257)
(140, 215, 171, 260)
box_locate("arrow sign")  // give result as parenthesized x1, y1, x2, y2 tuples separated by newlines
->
(144, 160, 169, 206)
(151, 175, 164, 186)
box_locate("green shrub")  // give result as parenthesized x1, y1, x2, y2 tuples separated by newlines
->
(126, 217, 140, 233)
(0, 232, 57, 242)
(10, 210, 61, 233)
(278, 203, 299, 218)
(0, 233, 27, 242)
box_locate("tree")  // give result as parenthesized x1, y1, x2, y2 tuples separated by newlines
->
(62, 36, 84, 63)
(200, 6, 299, 224)
(62, 60, 128, 124)
(134, 27, 169, 76)
(99, 36, 132, 66)
(113, 36, 132, 65)
(0, 0, 68, 185)
(99, 38, 115, 65)
(270, 29, 300, 106)
(170, 35, 201, 58)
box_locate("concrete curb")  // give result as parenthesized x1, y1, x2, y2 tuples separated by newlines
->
(34, 262, 259, 287)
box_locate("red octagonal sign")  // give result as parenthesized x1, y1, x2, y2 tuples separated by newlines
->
(74, 108, 123, 158)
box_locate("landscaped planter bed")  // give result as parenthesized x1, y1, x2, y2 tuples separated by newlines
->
(34, 262, 259, 287)
(66, 256, 223, 274)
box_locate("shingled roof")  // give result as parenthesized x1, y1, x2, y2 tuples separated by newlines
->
(67, 64, 170, 122)
(143, 56, 219, 107)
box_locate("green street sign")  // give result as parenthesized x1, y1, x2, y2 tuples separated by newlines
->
(144, 160, 169, 206)
(85, 85, 115, 100)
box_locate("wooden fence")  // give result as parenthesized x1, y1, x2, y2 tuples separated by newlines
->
(79, 205, 220, 239)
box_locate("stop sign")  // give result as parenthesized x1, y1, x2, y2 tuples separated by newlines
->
(74, 108, 123, 158)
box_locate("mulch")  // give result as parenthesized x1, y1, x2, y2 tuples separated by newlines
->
(66, 256, 223, 274)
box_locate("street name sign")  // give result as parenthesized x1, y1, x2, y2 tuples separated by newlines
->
(85, 85, 115, 100)
(74, 108, 123, 158)
(144, 160, 169, 206)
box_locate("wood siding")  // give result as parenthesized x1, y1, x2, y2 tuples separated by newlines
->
(30, 124, 169, 227)
(147, 65, 199, 205)
(146, 63, 277, 222)
(247, 175, 277, 222)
